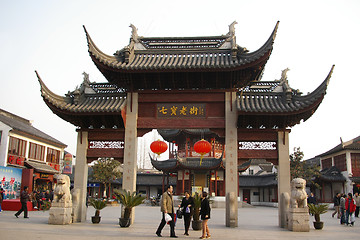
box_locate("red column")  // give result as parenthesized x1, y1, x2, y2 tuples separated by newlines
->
(162, 173, 165, 193)
(182, 170, 185, 195)
(215, 170, 218, 196)
(21, 169, 34, 192)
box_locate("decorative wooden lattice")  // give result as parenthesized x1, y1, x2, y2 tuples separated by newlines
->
(238, 141, 276, 150)
(89, 141, 124, 149)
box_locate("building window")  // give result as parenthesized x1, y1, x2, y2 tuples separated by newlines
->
(249, 169, 254, 175)
(321, 158, 332, 169)
(28, 142, 45, 161)
(334, 154, 346, 171)
(351, 153, 360, 177)
(8, 136, 27, 157)
(46, 147, 60, 164)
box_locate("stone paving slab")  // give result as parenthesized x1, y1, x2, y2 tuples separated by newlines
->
(0, 205, 359, 240)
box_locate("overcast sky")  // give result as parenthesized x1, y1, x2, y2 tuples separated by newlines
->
(0, 0, 359, 160)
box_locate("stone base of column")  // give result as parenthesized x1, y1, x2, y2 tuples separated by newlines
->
(48, 207, 73, 225)
(225, 192, 238, 228)
(287, 208, 310, 232)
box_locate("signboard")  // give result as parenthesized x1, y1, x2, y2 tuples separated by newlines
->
(157, 103, 206, 118)
(62, 153, 73, 174)
(0, 166, 22, 199)
(192, 186, 202, 197)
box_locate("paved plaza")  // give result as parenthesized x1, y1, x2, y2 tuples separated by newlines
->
(0, 205, 359, 240)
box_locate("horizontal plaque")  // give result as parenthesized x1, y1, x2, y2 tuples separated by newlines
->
(157, 103, 205, 118)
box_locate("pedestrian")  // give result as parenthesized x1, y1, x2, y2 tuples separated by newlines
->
(45, 190, 51, 201)
(332, 193, 341, 218)
(30, 191, 37, 209)
(15, 186, 30, 218)
(35, 190, 43, 210)
(179, 191, 194, 236)
(345, 193, 356, 226)
(339, 193, 346, 225)
(307, 192, 316, 205)
(354, 192, 360, 218)
(156, 185, 177, 238)
(199, 191, 211, 239)
(0, 188, 3, 213)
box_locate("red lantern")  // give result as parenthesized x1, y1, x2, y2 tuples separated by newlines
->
(150, 140, 168, 157)
(194, 139, 212, 165)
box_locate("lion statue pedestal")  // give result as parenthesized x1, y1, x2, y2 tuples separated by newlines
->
(48, 174, 72, 225)
(287, 178, 310, 232)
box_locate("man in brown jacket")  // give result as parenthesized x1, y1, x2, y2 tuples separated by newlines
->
(156, 185, 177, 238)
(15, 186, 30, 218)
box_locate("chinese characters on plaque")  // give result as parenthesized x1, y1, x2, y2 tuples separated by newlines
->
(157, 103, 206, 118)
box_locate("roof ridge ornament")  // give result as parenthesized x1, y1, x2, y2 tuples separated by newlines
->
(227, 21, 238, 61)
(129, 24, 139, 42)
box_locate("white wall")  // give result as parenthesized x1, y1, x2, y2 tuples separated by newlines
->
(0, 123, 11, 166)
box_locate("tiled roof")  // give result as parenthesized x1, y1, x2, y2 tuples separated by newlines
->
(36, 71, 126, 128)
(84, 22, 278, 72)
(238, 65, 334, 113)
(239, 173, 277, 187)
(318, 166, 346, 182)
(0, 109, 66, 147)
(36, 71, 126, 114)
(316, 135, 360, 158)
(150, 155, 224, 171)
(236, 65, 335, 128)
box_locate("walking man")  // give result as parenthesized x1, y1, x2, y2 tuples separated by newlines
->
(354, 192, 360, 217)
(15, 186, 30, 218)
(156, 185, 177, 238)
(332, 193, 341, 218)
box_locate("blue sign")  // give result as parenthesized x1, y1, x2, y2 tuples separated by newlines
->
(87, 183, 100, 187)
(0, 166, 22, 199)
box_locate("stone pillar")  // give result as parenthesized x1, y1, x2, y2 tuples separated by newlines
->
(73, 131, 88, 222)
(277, 130, 291, 228)
(225, 92, 238, 227)
(122, 92, 138, 221)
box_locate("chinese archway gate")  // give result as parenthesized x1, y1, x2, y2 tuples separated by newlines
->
(36, 21, 334, 227)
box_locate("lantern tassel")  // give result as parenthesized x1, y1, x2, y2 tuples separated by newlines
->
(200, 155, 204, 166)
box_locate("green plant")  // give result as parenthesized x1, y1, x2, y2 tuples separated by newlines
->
(308, 203, 328, 222)
(89, 199, 107, 217)
(192, 192, 202, 221)
(40, 200, 51, 211)
(114, 189, 145, 219)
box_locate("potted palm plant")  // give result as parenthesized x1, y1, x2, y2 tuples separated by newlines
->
(89, 199, 107, 224)
(114, 189, 145, 227)
(308, 203, 328, 230)
(192, 192, 202, 231)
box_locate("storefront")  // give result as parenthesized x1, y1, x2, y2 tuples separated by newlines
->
(24, 160, 59, 192)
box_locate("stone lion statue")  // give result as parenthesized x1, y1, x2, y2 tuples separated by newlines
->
(290, 178, 307, 208)
(53, 174, 72, 204)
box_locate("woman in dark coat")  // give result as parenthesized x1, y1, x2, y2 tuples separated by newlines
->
(180, 191, 194, 236)
(199, 192, 211, 239)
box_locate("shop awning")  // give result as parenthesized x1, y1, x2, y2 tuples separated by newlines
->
(25, 160, 60, 174)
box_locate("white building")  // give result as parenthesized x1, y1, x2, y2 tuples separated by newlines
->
(0, 108, 67, 191)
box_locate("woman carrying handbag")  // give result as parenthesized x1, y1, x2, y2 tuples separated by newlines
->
(179, 191, 194, 236)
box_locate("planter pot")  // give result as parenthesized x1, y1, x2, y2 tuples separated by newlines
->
(119, 218, 131, 227)
(313, 221, 324, 230)
(91, 216, 101, 224)
(192, 220, 202, 231)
